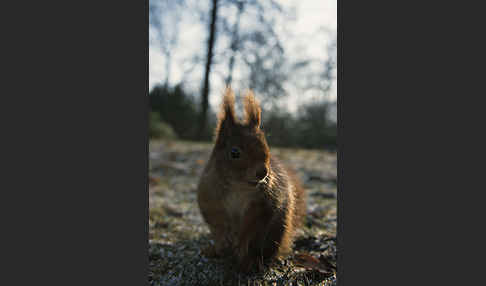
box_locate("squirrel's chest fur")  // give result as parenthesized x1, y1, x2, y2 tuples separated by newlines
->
(222, 183, 260, 224)
(198, 164, 267, 237)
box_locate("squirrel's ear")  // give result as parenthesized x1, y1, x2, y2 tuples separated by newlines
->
(216, 87, 236, 137)
(243, 90, 261, 128)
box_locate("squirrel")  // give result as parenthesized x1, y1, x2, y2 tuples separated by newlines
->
(197, 88, 306, 273)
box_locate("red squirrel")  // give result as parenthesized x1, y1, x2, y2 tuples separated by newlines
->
(197, 88, 306, 272)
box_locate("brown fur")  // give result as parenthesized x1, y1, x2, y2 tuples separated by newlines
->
(197, 88, 306, 273)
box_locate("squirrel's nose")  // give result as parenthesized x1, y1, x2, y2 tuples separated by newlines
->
(256, 165, 268, 181)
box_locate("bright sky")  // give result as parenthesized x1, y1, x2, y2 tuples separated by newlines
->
(149, 0, 337, 113)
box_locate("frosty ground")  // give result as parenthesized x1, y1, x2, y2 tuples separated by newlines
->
(149, 140, 337, 286)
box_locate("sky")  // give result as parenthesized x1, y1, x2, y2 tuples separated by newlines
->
(149, 0, 337, 113)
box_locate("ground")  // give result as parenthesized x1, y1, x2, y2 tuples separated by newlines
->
(149, 139, 337, 286)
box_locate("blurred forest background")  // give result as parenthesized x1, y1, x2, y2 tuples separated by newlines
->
(149, 0, 337, 150)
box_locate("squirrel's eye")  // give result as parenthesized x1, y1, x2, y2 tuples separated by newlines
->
(230, 147, 240, 159)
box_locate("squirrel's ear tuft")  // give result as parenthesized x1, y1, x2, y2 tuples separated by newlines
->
(215, 87, 236, 140)
(243, 90, 261, 128)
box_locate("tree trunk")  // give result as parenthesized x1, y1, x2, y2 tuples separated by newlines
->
(225, 1, 244, 86)
(198, 0, 219, 140)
